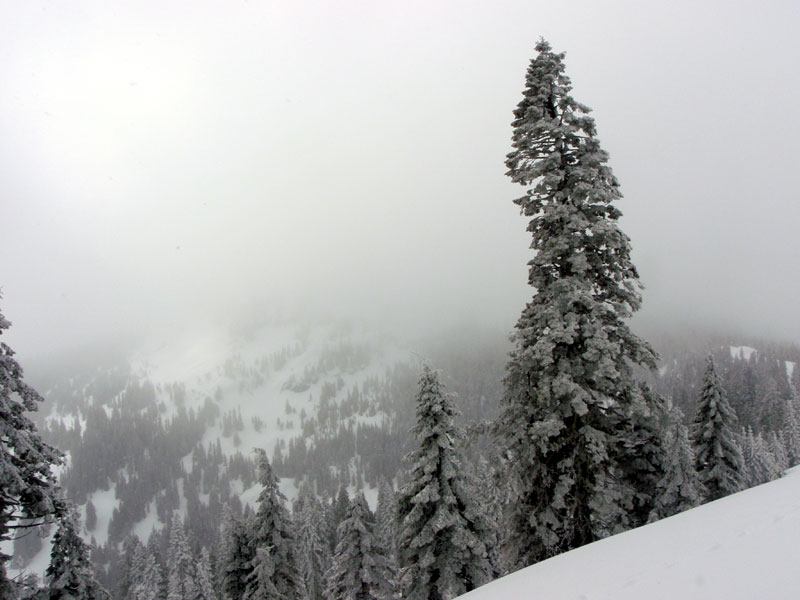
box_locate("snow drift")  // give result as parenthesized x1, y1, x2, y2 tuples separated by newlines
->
(460, 467, 800, 599)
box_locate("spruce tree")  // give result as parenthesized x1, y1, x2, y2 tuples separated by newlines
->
(495, 39, 665, 568)
(220, 504, 252, 600)
(397, 367, 496, 600)
(648, 407, 702, 521)
(373, 477, 399, 591)
(324, 492, 392, 600)
(692, 355, 745, 501)
(45, 507, 108, 599)
(119, 535, 147, 600)
(0, 302, 67, 591)
(167, 515, 198, 600)
(294, 488, 330, 600)
(132, 550, 163, 600)
(195, 547, 217, 600)
(782, 386, 800, 465)
(244, 449, 300, 600)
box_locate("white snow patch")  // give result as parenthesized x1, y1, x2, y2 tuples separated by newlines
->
(132, 500, 163, 542)
(88, 486, 119, 548)
(786, 361, 795, 382)
(730, 345, 757, 361)
(460, 467, 800, 600)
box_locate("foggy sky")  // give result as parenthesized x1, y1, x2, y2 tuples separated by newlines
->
(2, 0, 799, 358)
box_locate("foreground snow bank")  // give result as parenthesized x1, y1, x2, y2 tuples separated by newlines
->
(461, 467, 800, 599)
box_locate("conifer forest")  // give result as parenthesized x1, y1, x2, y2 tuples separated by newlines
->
(3, 3, 800, 599)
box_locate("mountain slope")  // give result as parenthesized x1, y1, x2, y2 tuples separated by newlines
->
(461, 468, 800, 599)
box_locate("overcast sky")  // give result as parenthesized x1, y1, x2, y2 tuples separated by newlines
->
(2, 0, 799, 358)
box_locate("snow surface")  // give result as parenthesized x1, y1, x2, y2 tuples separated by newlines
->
(729, 345, 757, 361)
(460, 468, 800, 600)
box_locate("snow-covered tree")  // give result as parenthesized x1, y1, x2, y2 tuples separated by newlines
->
(244, 449, 300, 600)
(692, 355, 745, 501)
(132, 551, 163, 600)
(324, 492, 393, 600)
(328, 486, 350, 553)
(167, 516, 198, 600)
(494, 39, 666, 568)
(119, 535, 147, 600)
(294, 488, 330, 600)
(397, 367, 496, 600)
(782, 387, 800, 465)
(195, 546, 218, 600)
(373, 476, 399, 592)
(220, 504, 252, 600)
(648, 407, 702, 521)
(0, 302, 67, 592)
(45, 507, 108, 599)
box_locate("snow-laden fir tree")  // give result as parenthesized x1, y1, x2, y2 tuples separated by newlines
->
(220, 504, 253, 600)
(324, 491, 393, 600)
(692, 355, 745, 501)
(648, 407, 702, 521)
(0, 302, 67, 593)
(119, 535, 147, 600)
(495, 39, 666, 568)
(767, 431, 789, 474)
(397, 366, 496, 600)
(167, 516, 198, 600)
(244, 449, 300, 600)
(782, 387, 800, 465)
(328, 486, 350, 554)
(45, 507, 108, 599)
(132, 551, 163, 600)
(373, 477, 399, 592)
(293, 487, 330, 600)
(196, 547, 218, 600)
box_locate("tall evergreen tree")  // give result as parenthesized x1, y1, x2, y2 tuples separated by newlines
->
(167, 516, 198, 600)
(692, 355, 745, 501)
(324, 492, 392, 600)
(648, 407, 702, 521)
(133, 552, 163, 600)
(119, 535, 147, 600)
(397, 367, 496, 600)
(195, 546, 218, 600)
(328, 486, 350, 554)
(0, 302, 67, 592)
(220, 504, 252, 600)
(244, 449, 300, 600)
(45, 507, 108, 599)
(495, 39, 666, 568)
(373, 477, 399, 591)
(294, 488, 330, 600)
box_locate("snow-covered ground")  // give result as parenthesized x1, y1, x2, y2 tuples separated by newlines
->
(460, 467, 800, 600)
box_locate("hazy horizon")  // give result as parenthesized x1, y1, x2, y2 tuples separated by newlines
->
(3, 1, 799, 359)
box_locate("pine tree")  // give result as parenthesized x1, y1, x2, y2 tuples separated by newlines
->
(648, 407, 702, 521)
(244, 449, 300, 600)
(167, 515, 198, 600)
(324, 492, 392, 600)
(397, 367, 496, 600)
(495, 39, 666, 568)
(45, 507, 108, 599)
(220, 504, 252, 600)
(692, 355, 745, 501)
(0, 302, 67, 591)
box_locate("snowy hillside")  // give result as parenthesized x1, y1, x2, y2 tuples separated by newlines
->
(460, 468, 800, 600)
